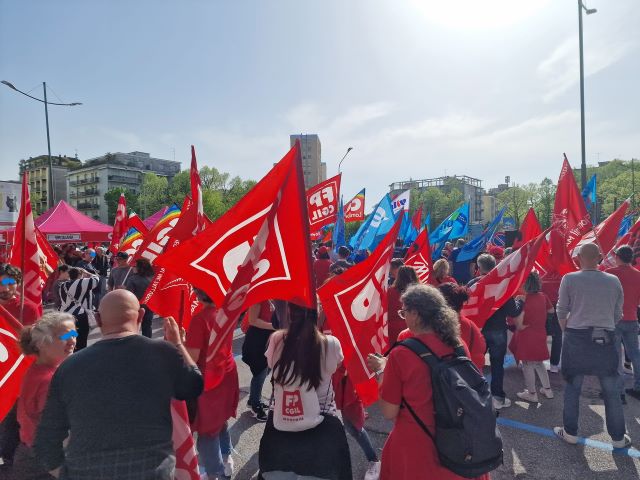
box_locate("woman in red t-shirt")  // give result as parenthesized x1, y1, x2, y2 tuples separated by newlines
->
(367, 285, 489, 480)
(509, 272, 554, 403)
(185, 288, 239, 479)
(14, 311, 77, 479)
(387, 266, 420, 344)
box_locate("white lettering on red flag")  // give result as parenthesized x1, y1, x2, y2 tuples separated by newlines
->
(318, 217, 402, 406)
(306, 174, 341, 231)
(0, 311, 34, 421)
(404, 228, 432, 283)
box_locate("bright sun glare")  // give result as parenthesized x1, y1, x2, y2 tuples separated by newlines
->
(410, 0, 553, 30)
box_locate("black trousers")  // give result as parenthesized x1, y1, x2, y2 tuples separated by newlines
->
(0, 403, 19, 464)
(74, 311, 90, 351)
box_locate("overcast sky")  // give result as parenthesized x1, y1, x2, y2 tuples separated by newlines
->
(1, 0, 638, 210)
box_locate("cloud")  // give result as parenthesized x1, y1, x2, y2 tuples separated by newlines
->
(538, 35, 636, 102)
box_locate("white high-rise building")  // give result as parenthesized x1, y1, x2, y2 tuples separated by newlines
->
(290, 134, 326, 188)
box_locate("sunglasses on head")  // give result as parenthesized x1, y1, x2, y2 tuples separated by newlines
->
(59, 330, 78, 341)
(0, 278, 17, 286)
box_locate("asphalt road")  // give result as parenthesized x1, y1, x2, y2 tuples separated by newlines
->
(100, 320, 640, 479)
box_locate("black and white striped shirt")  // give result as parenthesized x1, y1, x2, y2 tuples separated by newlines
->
(59, 276, 99, 317)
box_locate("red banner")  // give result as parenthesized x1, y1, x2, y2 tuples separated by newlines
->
(171, 400, 200, 480)
(553, 155, 592, 249)
(132, 203, 183, 264)
(108, 194, 128, 254)
(462, 231, 546, 328)
(306, 174, 341, 231)
(512, 208, 542, 250)
(318, 216, 402, 406)
(576, 198, 629, 257)
(0, 310, 34, 421)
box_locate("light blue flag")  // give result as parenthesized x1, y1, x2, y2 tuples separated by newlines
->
(582, 174, 597, 211)
(618, 215, 633, 238)
(429, 203, 469, 245)
(457, 207, 506, 262)
(424, 213, 431, 231)
(332, 196, 346, 250)
(353, 194, 397, 252)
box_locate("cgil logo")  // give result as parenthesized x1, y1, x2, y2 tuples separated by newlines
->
(282, 390, 304, 417)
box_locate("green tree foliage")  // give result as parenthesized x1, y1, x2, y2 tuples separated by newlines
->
(410, 187, 463, 231)
(139, 173, 169, 218)
(104, 187, 139, 224)
(497, 186, 532, 228)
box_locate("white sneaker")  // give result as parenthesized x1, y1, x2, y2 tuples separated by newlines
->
(223, 455, 234, 477)
(492, 396, 512, 409)
(549, 365, 560, 373)
(516, 390, 539, 403)
(554, 427, 578, 445)
(612, 434, 632, 449)
(364, 460, 381, 480)
(539, 387, 554, 399)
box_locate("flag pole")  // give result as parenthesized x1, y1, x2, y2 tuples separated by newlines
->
(178, 288, 186, 329)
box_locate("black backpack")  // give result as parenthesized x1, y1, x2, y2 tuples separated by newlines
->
(396, 337, 503, 479)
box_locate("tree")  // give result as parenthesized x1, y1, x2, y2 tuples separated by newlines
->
(104, 187, 139, 224)
(497, 187, 531, 228)
(139, 173, 169, 218)
(531, 178, 556, 229)
(411, 187, 463, 230)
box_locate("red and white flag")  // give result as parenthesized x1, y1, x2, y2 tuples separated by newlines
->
(127, 213, 149, 235)
(318, 216, 403, 406)
(306, 174, 341, 231)
(157, 143, 315, 390)
(536, 228, 577, 276)
(553, 155, 592, 250)
(9, 173, 43, 317)
(403, 227, 432, 283)
(575, 198, 630, 257)
(171, 400, 200, 480)
(462, 231, 547, 328)
(601, 215, 640, 269)
(108, 193, 128, 253)
(0, 306, 34, 421)
(512, 208, 542, 250)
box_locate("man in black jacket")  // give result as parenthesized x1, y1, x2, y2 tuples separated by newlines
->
(468, 253, 524, 410)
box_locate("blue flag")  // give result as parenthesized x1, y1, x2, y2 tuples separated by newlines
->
(582, 174, 596, 211)
(457, 207, 506, 262)
(332, 196, 346, 250)
(618, 215, 633, 238)
(424, 213, 431, 231)
(429, 204, 469, 260)
(351, 194, 397, 252)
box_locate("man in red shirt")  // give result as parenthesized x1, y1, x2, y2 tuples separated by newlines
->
(0, 264, 39, 326)
(606, 245, 640, 400)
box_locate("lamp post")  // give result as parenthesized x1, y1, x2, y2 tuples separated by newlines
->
(338, 147, 354, 173)
(1, 80, 82, 208)
(578, 1, 597, 189)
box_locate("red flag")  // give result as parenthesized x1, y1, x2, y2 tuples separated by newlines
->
(0, 309, 34, 421)
(171, 146, 205, 240)
(512, 208, 542, 250)
(9, 173, 43, 317)
(462, 231, 547, 328)
(403, 227, 432, 283)
(127, 213, 149, 235)
(321, 227, 333, 244)
(575, 198, 630, 258)
(345, 189, 366, 223)
(306, 174, 341, 231)
(318, 217, 403, 406)
(411, 206, 422, 231)
(536, 228, 578, 276)
(35, 227, 59, 282)
(119, 228, 145, 262)
(553, 155, 592, 249)
(108, 194, 128, 254)
(155, 143, 315, 308)
(601, 215, 640, 269)
(170, 400, 200, 480)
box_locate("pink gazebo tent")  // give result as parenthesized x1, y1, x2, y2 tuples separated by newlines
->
(33, 200, 113, 243)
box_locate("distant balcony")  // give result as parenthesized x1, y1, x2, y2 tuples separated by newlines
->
(69, 176, 99, 186)
(75, 188, 99, 197)
(108, 175, 139, 184)
(77, 202, 99, 210)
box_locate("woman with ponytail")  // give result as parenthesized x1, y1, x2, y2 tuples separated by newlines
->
(13, 311, 76, 479)
(258, 304, 352, 480)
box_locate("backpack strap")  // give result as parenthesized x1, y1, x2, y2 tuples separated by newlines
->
(401, 398, 435, 443)
(397, 337, 440, 371)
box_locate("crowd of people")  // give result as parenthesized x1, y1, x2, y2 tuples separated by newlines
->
(0, 234, 639, 480)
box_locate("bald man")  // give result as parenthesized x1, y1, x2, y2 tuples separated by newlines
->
(34, 290, 203, 479)
(554, 243, 631, 449)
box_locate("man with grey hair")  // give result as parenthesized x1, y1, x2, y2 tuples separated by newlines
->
(554, 242, 630, 448)
(468, 253, 524, 409)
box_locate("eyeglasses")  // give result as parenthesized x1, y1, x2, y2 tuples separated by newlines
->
(59, 330, 78, 341)
(0, 278, 17, 286)
(398, 309, 407, 319)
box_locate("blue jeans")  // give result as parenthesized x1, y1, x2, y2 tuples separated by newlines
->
(249, 367, 269, 407)
(615, 320, 640, 392)
(563, 374, 626, 441)
(197, 423, 232, 476)
(483, 329, 507, 399)
(344, 419, 378, 462)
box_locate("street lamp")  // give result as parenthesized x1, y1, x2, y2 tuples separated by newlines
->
(1, 80, 82, 208)
(338, 147, 354, 173)
(578, 1, 597, 189)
